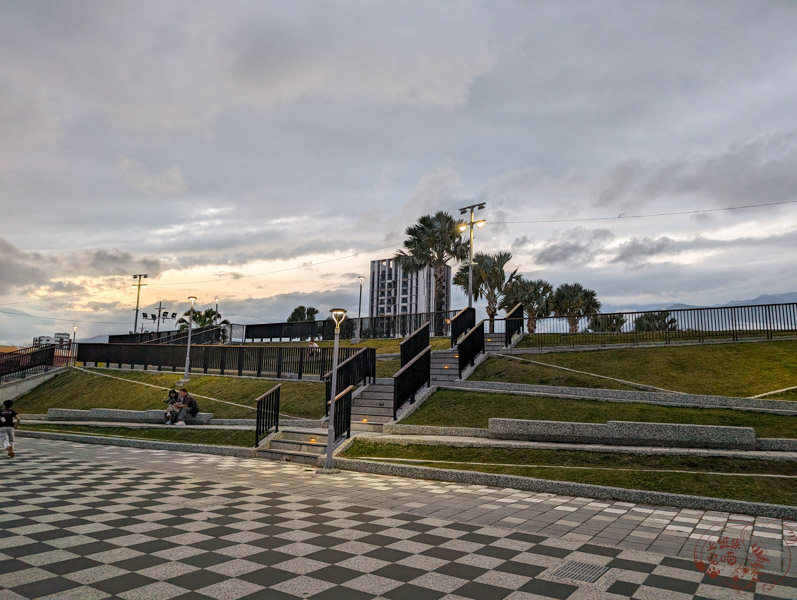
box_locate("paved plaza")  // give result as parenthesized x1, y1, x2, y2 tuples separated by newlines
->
(2, 438, 796, 599)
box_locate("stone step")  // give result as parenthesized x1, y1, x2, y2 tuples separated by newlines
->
(351, 413, 392, 424)
(352, 398, 392, 408)
(269, 440, 327, 454)
(364, 383, 394, 392)
(431, 374, 458, 382)
(351, 422, 384, 432)
(357, 391, 393, 401)
(350, 406, 393, 417)
(256, 448, 320, 465)
(278, 429, 328, 444)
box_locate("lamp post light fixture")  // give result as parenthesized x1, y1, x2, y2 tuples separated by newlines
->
(182, 296, 197, 382)
(320, 307, 347, 473)
(354, 275, 365, 343)
(131, 274, 148, 333)
(458, 203, 486, 308)
(214, 296, 220, 323)
(72, 325, 78, 366)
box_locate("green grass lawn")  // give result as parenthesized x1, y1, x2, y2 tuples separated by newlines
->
(376, 358, 401, 378)
(20, 423, 254, 447)
(342, 440, 797, 505)
(247, 337, 451, 355)
(401, 389, 797, 438)
(475, 340, 797, 397)
(15, 369, 325, 420)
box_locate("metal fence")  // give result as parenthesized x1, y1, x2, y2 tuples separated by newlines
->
(519, 302, 797, 349)
(323, 348, 376, 414)
(77, 343, 363, 380)
(394, 346, 431, 419)
(450, 307, 475, 348)
(0, 345, 60, 382)
(110, 324, 229, 345)
(254, 384, 281, 447)
(332, 385, 354, 442)
(458, 319, 486, 377)
(400, 322, 430, 368)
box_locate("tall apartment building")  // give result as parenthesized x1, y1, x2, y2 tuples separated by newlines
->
(32, 332, 71, 347)
(369, 258, 451, 317)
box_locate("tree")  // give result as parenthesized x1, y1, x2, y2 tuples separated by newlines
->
(587, 314, 627, 333)
(177, 308, 229, 330)
(499, 276, 553, 334)
(454, 252, 516, 333)
(395, 212, 468, 335)
(634, 311, 678, 332)
(551, 283, 601, 334)
(287, 306, 319, 323)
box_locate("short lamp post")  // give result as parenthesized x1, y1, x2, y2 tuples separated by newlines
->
(182, 296, 197, 382)
(354, 276, 365, 343)
(72, 325, 78, 366)
(458, 203, 486, 308)
(320, 308, 347, 473)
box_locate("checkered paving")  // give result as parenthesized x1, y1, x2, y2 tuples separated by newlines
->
(1, 446, 795, 599)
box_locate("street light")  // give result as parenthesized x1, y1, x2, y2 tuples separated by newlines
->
(354, 276, 366, 343)
(72, 325, 78, 366)
(458, 203, 486, 308)
(182, 296, 197, 382)
(320, 308, 347, 473)
(214, 296, 220, 323)
(131, 274, 148, 333)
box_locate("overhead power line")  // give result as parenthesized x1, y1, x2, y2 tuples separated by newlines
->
(0, 308, 129, 325)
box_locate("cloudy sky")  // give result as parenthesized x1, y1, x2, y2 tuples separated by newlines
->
(2, 0, 797, 344)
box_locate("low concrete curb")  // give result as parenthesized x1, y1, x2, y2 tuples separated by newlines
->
(383, 423, 489, 438)
(47, 408, 214, 425)
(758, 438, 797, 452)
(446, 380, 797, 414)
(333, 458, 797, 520)
(17, 430, 258, 458)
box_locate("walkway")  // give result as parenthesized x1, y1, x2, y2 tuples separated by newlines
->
(2, 438, 795, 599)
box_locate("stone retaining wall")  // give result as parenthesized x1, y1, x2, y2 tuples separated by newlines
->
(46, 408, 213, 425)
(488, 418, 758, 450)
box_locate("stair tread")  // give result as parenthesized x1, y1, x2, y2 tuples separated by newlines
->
(257, 448, 320, 458)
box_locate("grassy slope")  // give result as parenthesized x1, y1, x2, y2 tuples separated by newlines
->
(401, 389, 797, 438)
(15, 369, 324, 419)
(20, 423, 254, 447)
(474, 340, 797, 397)
(343, 440, 797, 505)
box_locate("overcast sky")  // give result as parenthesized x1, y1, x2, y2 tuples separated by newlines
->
(2, 0, 797, 344)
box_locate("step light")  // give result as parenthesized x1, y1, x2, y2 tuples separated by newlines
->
(310, 438, 316, 443)
(362, 418, 368, 423)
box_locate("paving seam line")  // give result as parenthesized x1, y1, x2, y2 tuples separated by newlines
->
(73, 365, 303, 419)
(493, 353, 677, 393)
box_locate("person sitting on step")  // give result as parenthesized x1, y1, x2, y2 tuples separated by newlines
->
(170, 388, 199, 426)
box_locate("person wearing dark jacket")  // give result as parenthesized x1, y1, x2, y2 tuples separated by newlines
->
(1, 400, 21, 457)
(172, 389, 199, 425)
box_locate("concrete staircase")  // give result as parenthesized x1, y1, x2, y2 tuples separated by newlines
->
(431, 349, 459, 383)
(256, 428, 327, 465)
(351, 380, 393, 432)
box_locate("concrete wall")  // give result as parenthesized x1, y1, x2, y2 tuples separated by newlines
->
(0, 368, 67, 403)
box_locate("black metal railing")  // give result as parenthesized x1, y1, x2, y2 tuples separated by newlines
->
(400, 322, 429, 367)
(77, 343, 362, 379)
(254, 384, 281, 447)
(393, 345, 431, 419)
(109, 324, 227, 345)
(519, 302, 797, 349)
(458, 319, 485, 377)
(323, 347, 376, 416)
(450, 307, 475, 348)
(0, 345, 58, 382)
(330, 384, 355, 442)
(505, 303, 524, 347)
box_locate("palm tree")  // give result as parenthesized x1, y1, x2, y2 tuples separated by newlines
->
(453, 252, 516, 333)
(395, 212, 468, 335)
(552, 283, 601, 334)
(177, 307, 230, 330)
(287, 306, 319, 322)
(634, 311, 678, 332)
(499, 277, 554, 333)
(587, 314, 627, 333)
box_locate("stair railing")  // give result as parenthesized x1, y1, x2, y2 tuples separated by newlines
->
(329, 384, 355, 442)
(323, 347, 376, 416)
(458, 319, 485, 378)
(393, 345, 431, 419)
(254, 384, 281, 447)
(400, 322, 429, 367)
(0, 345, 57, 382)
(450, 307, 475, 348)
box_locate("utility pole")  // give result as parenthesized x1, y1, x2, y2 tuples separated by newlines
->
(458, 203, 486, 308)
(154, 300, 164, 334)
(132, 274, 148, 333)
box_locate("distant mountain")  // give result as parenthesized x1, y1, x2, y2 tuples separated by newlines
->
(665, 292, 797, 311)
(79, 334, 109, 343)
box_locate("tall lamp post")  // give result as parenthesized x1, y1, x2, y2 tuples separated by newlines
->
(182, 296, 197, 382)
(72, 325, 78, 366)
(214, 296, 220, 322)
(320, 308, 347, 473)
(131, 274, 148, 333)
(354, 276, 365, 343)
(458, 203, 486, 308)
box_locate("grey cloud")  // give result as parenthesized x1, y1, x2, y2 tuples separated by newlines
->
(536, 228, 614, 266)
